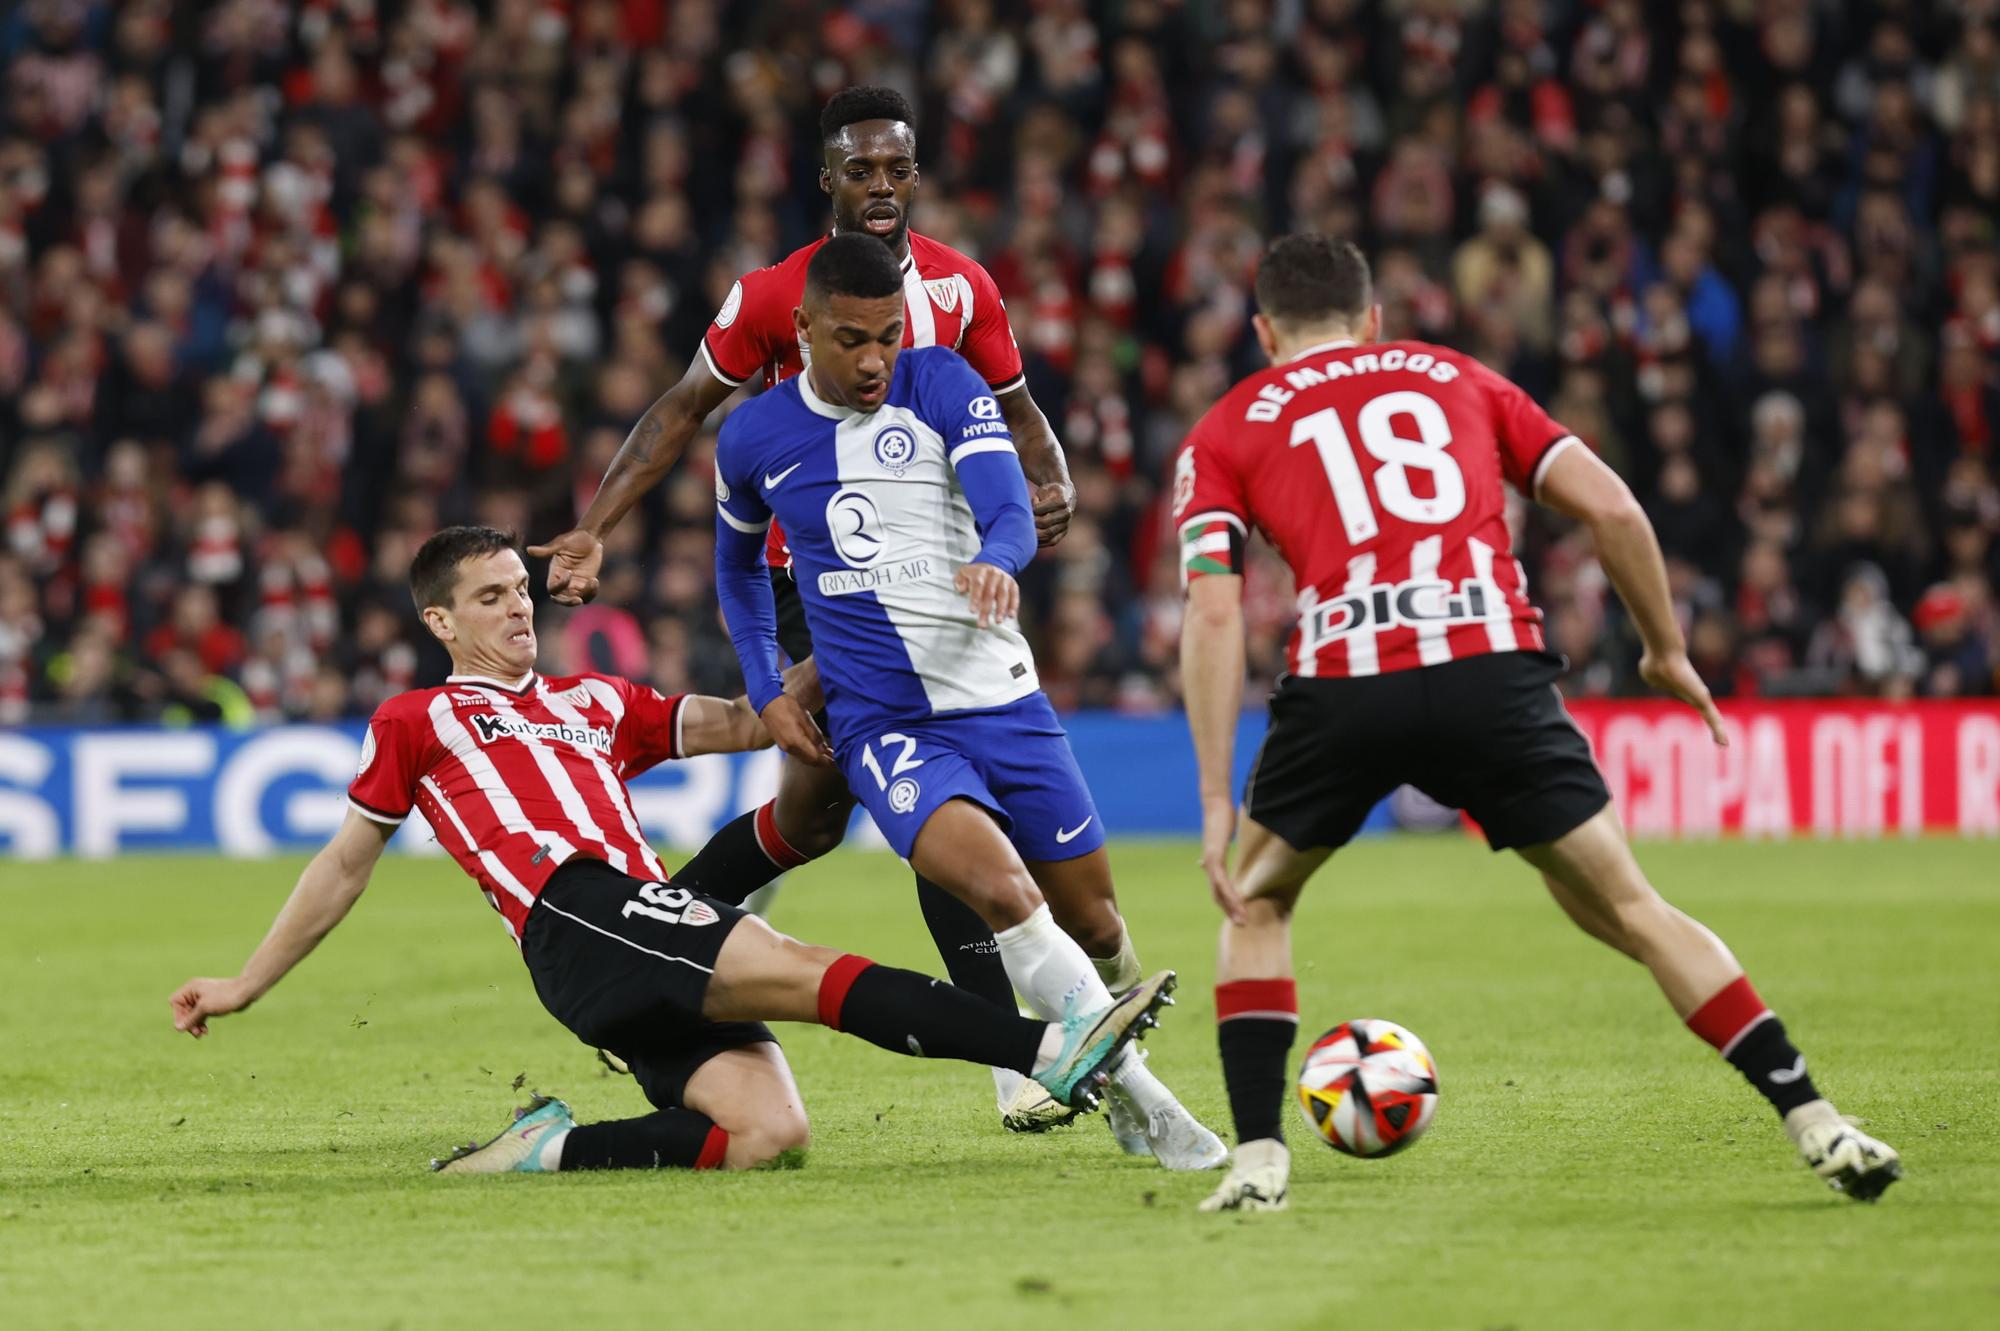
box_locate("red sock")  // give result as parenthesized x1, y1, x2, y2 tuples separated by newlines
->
(693, 1124, 729, 1170)
(754, 801, 812, 870)
(816, 953, 876, 1029)
(1685, 974, 1772, 1055)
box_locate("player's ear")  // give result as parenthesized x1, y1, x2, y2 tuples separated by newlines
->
(1363, 303, 1383, 344)
(818, 166, 831, 197)
(792, 303, 811, 345)
(422, 605, 454, 643)
(1252, 313, 1279, 363)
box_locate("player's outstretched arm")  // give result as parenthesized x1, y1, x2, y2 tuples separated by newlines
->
(678, 658, 826, 756)
(998, 387, 1076, 547)
(1181, 573, 1249, 922)
(169, 810, 396, 1037)
(528, 359, 738, 605)
(1536, 444, 1728, 746)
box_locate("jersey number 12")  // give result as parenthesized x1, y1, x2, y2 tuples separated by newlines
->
(1289, 391, 1465, 543)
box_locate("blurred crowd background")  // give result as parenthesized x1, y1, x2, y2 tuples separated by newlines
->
(4, 0, 1999, 726)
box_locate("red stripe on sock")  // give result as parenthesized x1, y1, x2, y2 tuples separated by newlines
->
(1216, 978, 1299, 1022)
(1686, 975, 1772, 1052)
(816, 954, 876, 1030)
(754, 801, 812, 870)
(693, 1124, 729, 1170)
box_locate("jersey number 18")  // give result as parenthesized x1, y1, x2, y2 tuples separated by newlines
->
(1289, 390, 1466, 544)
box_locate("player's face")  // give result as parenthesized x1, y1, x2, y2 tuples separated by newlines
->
(426, 548, 537, 675)
(822, 120, 918, 253)
(797, 292, 904, 411)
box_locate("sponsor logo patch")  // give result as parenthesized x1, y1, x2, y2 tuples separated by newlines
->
(967, 395, 1000, 420)
(468, 713, 615, 754)
(924, 277, 961, 314)
(887, 777, 922, 814)
(818, 556, 936, 598)
(714, 280, 744, 329)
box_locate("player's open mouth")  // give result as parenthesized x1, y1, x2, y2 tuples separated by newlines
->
(508, 630, 533, 646)
(854, 380, 887, 404)
(863, 206, 899, 235)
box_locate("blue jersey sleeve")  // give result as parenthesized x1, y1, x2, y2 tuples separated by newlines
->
(920, 351, 1035, 576)
(712, 414, 786, 713)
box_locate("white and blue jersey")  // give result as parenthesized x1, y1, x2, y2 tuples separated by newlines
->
(713, 346, 1104, 861)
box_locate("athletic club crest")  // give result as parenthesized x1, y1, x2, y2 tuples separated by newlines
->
(874, 425, 917, 476)
(923, 277, 961, 313)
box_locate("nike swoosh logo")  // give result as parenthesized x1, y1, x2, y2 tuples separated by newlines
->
(764, 462, 803, 488)
(1055, 817, 1094, 844)
(1768, 1055, 1807, 1085)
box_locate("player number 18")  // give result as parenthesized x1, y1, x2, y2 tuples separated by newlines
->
(1289, 391, 1466, 544)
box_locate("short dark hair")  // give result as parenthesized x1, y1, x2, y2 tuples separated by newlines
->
(805, 233, 905, 304)
(409, 525, 519, 611)
(1254, 233, 1372, 328)
(820, 85, 915, 143)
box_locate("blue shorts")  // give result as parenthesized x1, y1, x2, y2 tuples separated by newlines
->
(835, 693, 1107, 862)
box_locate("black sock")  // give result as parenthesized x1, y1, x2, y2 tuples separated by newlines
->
(673, 802, 805, 907)
(1725, 1016, 1823, 1118)
(821, 957, 1044, 1074)
(1216, 979, 1299, 1144)
(560, 1108, 726, 1170)
(915, 874, 1014, 1007)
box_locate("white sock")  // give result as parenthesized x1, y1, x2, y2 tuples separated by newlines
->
(1091, 925, 1142, 994)
(1109, 1046, 1179, 1115)
(993, 1066, 1028, 1109)
(537, 1125, 572, 1171)
(993, 903, 1115, 1021)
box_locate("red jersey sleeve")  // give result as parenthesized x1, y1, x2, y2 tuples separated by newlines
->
(600, 675, 688, 778)
(1463, 356, 1579, 495)
(1171, 408, 1251, 583)
(347, 699, 432, 825)
(698, 270, 781, 388)
(959, 263, 1026, 392)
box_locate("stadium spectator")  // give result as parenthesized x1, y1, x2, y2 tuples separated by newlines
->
(3, 0, 1997, 721)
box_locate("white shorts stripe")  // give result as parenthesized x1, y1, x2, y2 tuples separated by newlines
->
(1467, 537, 1520, 652)
(420, 774, 534, 909)
(486, 694, 627, 875)
(1292, 586, 1321, 678)
(1340, 552, 1379, 677)
(532, 897, 716, 976)
(1407, 536, 1452, 666)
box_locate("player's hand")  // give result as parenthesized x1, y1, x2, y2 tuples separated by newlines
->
(1032, 481, 1076, 546)
(760, 694, 835, 767)
(781, 655, 825, 714)
(1199, 794, 1245, 924)
(1639, 649, 1729, 747)
(526, 528, 604, 605)
(955, 561, 1020, 628)
(170, 976, 256, 1038)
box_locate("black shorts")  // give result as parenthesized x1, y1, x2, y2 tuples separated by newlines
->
(772, 564, 814, 665)
(1245, 649, 1609, 854)
(522, 859, 775, 1109)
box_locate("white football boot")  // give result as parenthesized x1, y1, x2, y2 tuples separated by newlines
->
(1001, 1074, 1083, 1132)
(1788, 1102, 1903, 1201)
(1102, 1051, 1228, 1169)
(1198, 1138, 1290, 1212)
(432, 1096, 573, 1175)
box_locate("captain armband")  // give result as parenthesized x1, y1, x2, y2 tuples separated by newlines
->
(1178, 512, 1247, 585)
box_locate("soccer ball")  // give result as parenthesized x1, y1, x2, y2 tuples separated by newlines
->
(1296, 1019, 1440, 1157)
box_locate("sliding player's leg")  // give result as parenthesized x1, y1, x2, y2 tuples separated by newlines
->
(1022, 847, 1226, 1169)
(670, 757, 853, 907)
(1198, 815, 1328, 1213)
(911, 874, 1026, 1119)
(701, 907, 1174, 1114)
(1518, 808, 1902, 1200)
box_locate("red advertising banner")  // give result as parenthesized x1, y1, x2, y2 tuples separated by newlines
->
(1559, 700, 2000, 838)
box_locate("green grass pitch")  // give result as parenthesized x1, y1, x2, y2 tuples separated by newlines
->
(3, 837, 1995, 1330)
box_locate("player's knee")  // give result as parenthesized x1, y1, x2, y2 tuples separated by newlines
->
(777, 802, 849, 858)
(723, 1106, 812, 1170)
(1053, 901, 1125, 958)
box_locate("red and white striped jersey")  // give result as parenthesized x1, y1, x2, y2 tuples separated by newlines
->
(346, 671, 685, 942)
(700, 230, 1026, 569)
(1173, 339, 1579, 679)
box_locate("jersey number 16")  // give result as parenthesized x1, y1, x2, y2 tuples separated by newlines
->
(1290, 390, 1466, 544)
